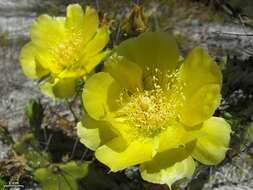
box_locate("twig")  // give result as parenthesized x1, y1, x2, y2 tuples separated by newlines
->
(95, 0, 100, 11)
(44, 133, 53, 152)
(213, 31, 253, 36)
(229, 142, 253, 160)
(241, 49, 253, 56)
(80, 149, 88, 162)
(238, 14, 253, 51)
(70, 137, 79, 160)
(115, 24, 121, 45)
(65, 99, 78, 123)
(43, 127, 48, 143)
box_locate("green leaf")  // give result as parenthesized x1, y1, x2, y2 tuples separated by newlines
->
(82, 163, 146, 190)
(0, 178, 6, 189)
(35, 161, 89, 190)
(24, 99, 43, 128)
(13, 133, 50, 168)
(245, 122, 253, 143)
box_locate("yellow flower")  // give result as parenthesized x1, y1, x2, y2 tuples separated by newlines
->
(19, 4, 110, 98)
(77, 32, 231, 187)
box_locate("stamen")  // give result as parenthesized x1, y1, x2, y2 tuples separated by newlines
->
(50, 29, 83, 71)
(117, 68, 186, 137)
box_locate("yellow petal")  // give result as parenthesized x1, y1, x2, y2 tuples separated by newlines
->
(158, 123, 205, 153)
(106, 119, 137, 143)
(57, 50, 110, 78)
(77, 114, 117, 150)
(19, 42, 49, 79)
(66, 4, 84, 31)
(30, 15, 65, 71)
(190, 117, 231, 165)
(95, 137, 154, 171)
(82, 6, 99, 43)
(83, 72, 122, 120)
(40, 77, 76, 99)
(140, 148, 196, 188)
(116, 32, 180, 82)
(105, 56, 143, 92)
(179, 47, 222, 126)
(83, 50, 111, 73)
(30, 15, 65, 48)
(180, 84, 221, 127)
(84, 26, 110, 57)
(66, 5, 99, 44)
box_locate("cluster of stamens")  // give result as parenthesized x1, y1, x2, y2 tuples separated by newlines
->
(50, 28, 83, 71)
(117, 68, 186, 137)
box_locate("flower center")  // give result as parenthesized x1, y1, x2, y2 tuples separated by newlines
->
(117, 69, 185, 137)
(51, 29, 84, 72)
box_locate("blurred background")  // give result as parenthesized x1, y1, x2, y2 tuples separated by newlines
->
(0, 0, 253, 189)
